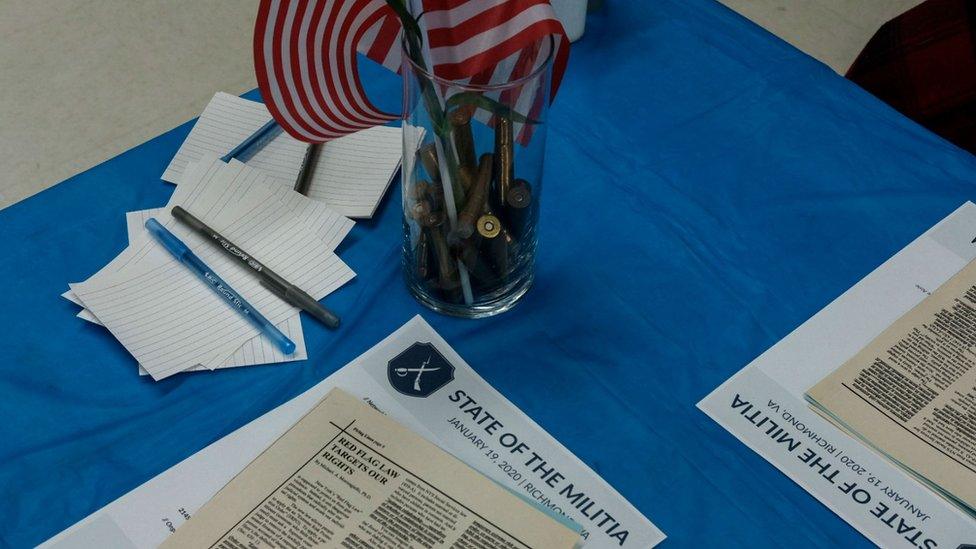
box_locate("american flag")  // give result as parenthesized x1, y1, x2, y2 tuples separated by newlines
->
(254, 0, 569, 143)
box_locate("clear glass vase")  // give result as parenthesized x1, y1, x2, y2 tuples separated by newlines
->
(401, 40, 553, 318)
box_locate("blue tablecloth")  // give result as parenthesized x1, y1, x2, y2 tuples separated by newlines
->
(3, 1, 975, 547)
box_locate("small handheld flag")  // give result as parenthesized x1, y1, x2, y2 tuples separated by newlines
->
(254, 0, 569, 143)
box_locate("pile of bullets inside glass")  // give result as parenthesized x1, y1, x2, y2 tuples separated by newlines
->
(408, 108, 535, 303)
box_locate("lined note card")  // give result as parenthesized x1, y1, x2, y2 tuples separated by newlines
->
(162, 92, 403, 218)
(299, 127, 403, 218)
(65, 158, 353, 376)
(137, 314, 308, 376)
(72, 158, 355, 380)
(161, 93, 307, 186)
(116, 158, 352, 276)
(70, 207, 310, 375)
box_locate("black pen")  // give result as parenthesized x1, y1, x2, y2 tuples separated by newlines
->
(170, 206, 340, 329)
(293, 143, 320, 196)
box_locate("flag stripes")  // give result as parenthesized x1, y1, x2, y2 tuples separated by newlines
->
(254, 0, 568, 143)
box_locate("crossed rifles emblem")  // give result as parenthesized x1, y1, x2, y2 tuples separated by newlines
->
(394, 355, 440, 392)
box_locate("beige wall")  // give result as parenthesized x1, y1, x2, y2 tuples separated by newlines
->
(0, 0, 927, 210)
(0, 0, 258, 209)
(718, 0, 924, 73)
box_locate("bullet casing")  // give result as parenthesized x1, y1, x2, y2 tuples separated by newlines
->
(411, 199, 431, 220)
(458, 164, 476, 193)
(504, 178, 534, 240)
(415, 229, 432, 280)
(412, 202, 445, 229)
(493, 117, 515, 209)
(418, 144, 441, 182)
(450, 107, 477, 171)
(506, 179, 532, 209)
(490, 228, 516, 280)
(457, 153, 493, 239)
(456, 235, 497, 287)
(409, 179, 432, 201)
(477, 214, 502, 239)
(430, 226, 460, 293)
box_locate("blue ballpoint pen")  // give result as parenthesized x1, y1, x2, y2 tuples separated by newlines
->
(220, 119, 282, 162)
(145, 218, 296, 355)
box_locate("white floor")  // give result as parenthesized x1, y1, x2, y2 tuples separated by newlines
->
(0, 0, 925, 210)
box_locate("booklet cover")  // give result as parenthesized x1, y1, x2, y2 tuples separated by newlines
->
(807, 256, 976, 517)
(161, 388, 581, 548)
(698, 202, 976, 547)
(44, 316, 664, 549)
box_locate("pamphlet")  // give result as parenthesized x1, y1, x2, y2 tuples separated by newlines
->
(807, 257, 976, 516)
(44, 316, 664, 548)
(161, 389, 581, 548)
(698, 202, 976, 547)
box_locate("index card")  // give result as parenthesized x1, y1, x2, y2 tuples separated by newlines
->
(162, 92, 403, 218)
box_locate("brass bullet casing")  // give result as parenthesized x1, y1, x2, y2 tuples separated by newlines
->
(477, 214, 501, 238)
(493, 116, 514, 208)
(456, 234, 500, 289)
(504, 178, 533, 240)
(415, 228, 432, 280)
(429, 226, 460, 292)
(458, 164, 476, 193)
(490, 227, 516, 279)
(456, 153, 493, 239)
(409, 180, 444, 218)
(410, 199, 432, 221)
(425, 180, 446, 213)
(409, 179, 432, 201)
(506, 179, 532, 209)
(412, 201, 445, 229)
(418, 144, 441, 182)
(456, 235, 480, 269)
(422, 211, 446, 229)
(450, 106, 477, 171)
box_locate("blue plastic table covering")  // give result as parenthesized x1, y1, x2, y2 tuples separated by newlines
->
(2, 1, 975, 547)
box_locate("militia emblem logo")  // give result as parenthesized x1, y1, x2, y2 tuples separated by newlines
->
(388, 342, 454, 397)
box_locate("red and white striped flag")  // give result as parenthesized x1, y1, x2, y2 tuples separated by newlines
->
(254, 0, 569, 143)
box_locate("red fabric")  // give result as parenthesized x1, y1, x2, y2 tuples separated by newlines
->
(847, 0, 976, 154)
